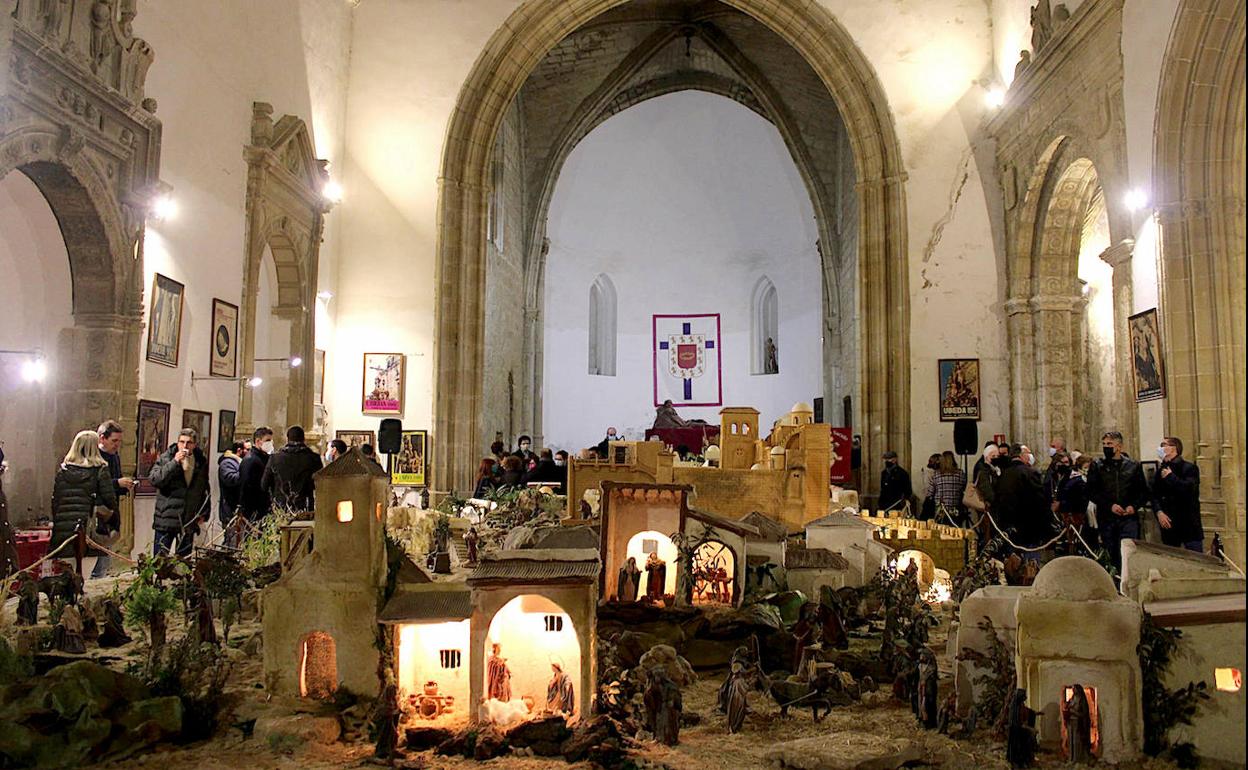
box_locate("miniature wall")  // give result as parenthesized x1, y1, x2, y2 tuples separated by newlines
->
(541, 92, 824, 454)
(1162, 621, 1246, 765)
(602, 488, 683, 599)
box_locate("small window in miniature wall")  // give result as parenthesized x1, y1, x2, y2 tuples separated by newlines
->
(298, 631, 338, 699)
(1059, 685, 1100, 760)
(375, 502, 383, 522)
(336, 500, 353, 522)
(440, 649, 462, 669)
(544, 615, 563, 632)
(1215, 668, 1242, 692)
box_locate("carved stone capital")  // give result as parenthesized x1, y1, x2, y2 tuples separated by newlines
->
(1029, 294, 1080, 312)
(1098, 238, 1135, 269)
(1004, 297, 1032, 316)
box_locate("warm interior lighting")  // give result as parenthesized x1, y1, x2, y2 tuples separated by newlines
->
(298, 631, 338, 699)
(21, 358, 47, 383)
(483, 595, 581, 724)
(246, 375, 263, 388)
(984, 87, 1006, 109)
(322, 180, 344, 204)
(375, 502, 384, 521)
(1215, 667, 1242, 692)
(337, 500, 354, 522)
(150, 194, 178, 221)
(397, 621, 471, 723)
(1124, 188, 1149, 211)
(316, 290, 334, 301)
(1060, 685, 1101, 758)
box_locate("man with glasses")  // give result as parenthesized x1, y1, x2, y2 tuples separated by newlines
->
(1152, 436, 1203, 553)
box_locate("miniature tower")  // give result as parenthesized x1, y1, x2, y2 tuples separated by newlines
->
(719, 407, 760, 470)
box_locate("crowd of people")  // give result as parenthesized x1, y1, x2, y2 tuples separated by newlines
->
(474, 435, 569, 497)
(878, 430, 1205, 570)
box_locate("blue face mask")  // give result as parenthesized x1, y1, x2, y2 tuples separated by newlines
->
(1157, 445, 1167, 460)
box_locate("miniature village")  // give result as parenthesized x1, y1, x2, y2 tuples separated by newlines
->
(1, 406, 1245, 770)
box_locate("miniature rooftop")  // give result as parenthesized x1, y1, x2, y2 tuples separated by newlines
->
(313, 446, 388, 478)
(379, 584, 473, 624)
(467, 548, 602, 584)
(785, 545, 851, 571)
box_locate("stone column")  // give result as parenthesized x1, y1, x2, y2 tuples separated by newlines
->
(1029, 294, 1079, 447)
(1004, 297, 1035, 444)
(1098, 239, 1138, 456)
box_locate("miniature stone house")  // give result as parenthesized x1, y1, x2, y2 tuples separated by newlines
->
(784, 545, 851, 597)
(466, 549, 599, 723)
(955, 585, 1028, 714)
(262, 448, 390, 697)
(1015, 557, 1143, 764)
(804, 511, 892, 587)
(597, 481, 756, 606)
(741, 511, 787, 593)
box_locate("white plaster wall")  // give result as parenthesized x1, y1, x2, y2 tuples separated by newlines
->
(0, 172, 74, 525)
(541, 92, 823, 453)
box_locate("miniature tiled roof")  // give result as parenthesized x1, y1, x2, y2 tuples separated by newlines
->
(740, 512, 788, 542)
(468, 548, 601, 584)
(533, 525, 600, 551)
(379, 587, 472, 623)
(805, 511, 874, 529)
(687, 508, 760, 537)
(786, 546, 850, 571)
(314, 446, 388, 479)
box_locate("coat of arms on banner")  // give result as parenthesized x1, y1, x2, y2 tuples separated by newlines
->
(653, 314, 722, 407)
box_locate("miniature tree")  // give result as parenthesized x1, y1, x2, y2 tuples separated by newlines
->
(670, 525, 717, 607)
(123, 554, 183, 655)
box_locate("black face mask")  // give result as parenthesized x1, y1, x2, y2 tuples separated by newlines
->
(1102, 446, 1116, 460)
(992, 456, 1009, 468)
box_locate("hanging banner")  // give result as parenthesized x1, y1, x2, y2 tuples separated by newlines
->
(652, 313, 722, 407)
(830, 427, 853, 484)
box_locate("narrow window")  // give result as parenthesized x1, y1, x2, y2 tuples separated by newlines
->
(544, 615, 564, 632)
(487, 145, 505, 251)
(588, 274, 617, 376)
(439, 649, 462, 669)
(751, 276, 779, 375)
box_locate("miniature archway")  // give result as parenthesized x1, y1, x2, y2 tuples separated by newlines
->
(396, 619, 471, 724)
(482, 595, 582, 722)
(692, 539, 736, 605)
(298, 630, 338, 700)
(625, 530, 678, 598)
(896, 549, 936, 589)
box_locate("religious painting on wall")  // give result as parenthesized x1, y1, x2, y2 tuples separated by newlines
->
(336, 430, 376, 450)
(210, 298, 239, 377)
(217, 410, 237, 455)
(938, 358, 981, 421)
(135, 399, 171, 496)
(314, 349, 326, 405)
(1128, 308, 1165, 402)
(389, 430, 427, 486)
(182, 409, 213, 454)
(362, 353, 405, 414)
(146, 273, 185, 367)
(652, 313, 722, 407)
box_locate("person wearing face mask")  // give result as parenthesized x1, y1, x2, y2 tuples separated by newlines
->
(1151, 436, 1202, 552)
(554, 450, 569, 488)
(879, 451, 912, 513)
(995, 443, 1051, 562)
(1086, 430, 1148, 571)
(1045, 450, 1073, 510)
(239, 426, 274, 522)
(1056, 455, 1097, 553)
(523, 448, 563, 489)
(596, 427, 619, 459)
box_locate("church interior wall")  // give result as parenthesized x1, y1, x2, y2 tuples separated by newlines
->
(540, 92, 823, 453)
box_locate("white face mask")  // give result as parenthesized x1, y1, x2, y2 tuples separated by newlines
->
(1048, 446, 1057, 457)
(1157, 445, 1167, 460)
(554, 459, 565, 467)
(1028, 453, 1037, 466)
(261, 440, 275, 453)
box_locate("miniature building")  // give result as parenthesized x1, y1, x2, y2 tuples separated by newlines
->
(954, 585, 1028, 714)
(1120, 540, 1247, 604)
(804, 511, 893, 587)
(597, 481, 756, 606)
(1015, 557, 1143, 764)
(784, 545, 851, 597)
(741, 511, 788, 593)
(262, 448, 390, 697)
(861, 510, 972, 578)
(380, 576, 473, 724)
(466, 549, 599, 723)
(566, 403, 830, 533)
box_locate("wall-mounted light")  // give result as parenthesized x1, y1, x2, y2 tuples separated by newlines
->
(984, 87, 1006, 109)
(322, 180, 343, 204)
(247, 375, 263, 388)
(289, 356, 303, 368)
(1, 349, 47, 383)
(149, 194, 178, 222)
(1124, 188, 1149, 212)
(255, 356, 302, 370)
(316, 290, 334, 302)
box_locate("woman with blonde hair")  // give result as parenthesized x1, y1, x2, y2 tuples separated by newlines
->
(48, 430, 117, 557)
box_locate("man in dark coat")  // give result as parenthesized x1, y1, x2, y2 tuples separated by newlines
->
(218, 441, 245, 546)
(1086, 430, 1148, 571)
(995, 444, 1051, 560)
(262, 425, 323, 512)
(879, 451, 912, 512)
(94, 420, 134, 577)
(1152, 436, 1203, 552)
(239, 426, 273, 520)
(523, 448, 563, 488)
(150, 428, 211, 557)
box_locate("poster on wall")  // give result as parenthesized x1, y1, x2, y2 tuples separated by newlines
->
(362, 352, 405, 414)
(210, 299, 239, 377)
(217, 410, 237, 455)
(182, 409, 213, 454)
(937, 358, 981, 421)
(336, 430, 376, 450)
(388, 429, 427, 486)
(146, 273, 185, 367)
(1128, 308, 1165, 402)
(135, 399, 171, 496)
(314, 349, 326, 405)
(652, 313, 722, 407)
(829, 427, 853, 484)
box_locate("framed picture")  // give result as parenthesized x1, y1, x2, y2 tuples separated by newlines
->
(1140, 460, 1160, 488)
(938, 358, 981, 421)
(210, 298, 239, 377)
(388, 429, 427, 486)
(135, 399, 171, 496)
(314, 349, 326, 405)
(1128, 308, 1165, 402)
(146, 273, 185, 367)
(182, 409, 213, 454)
(336, 430, 376, 450)
(362, 352, 405, 414)
(217, 409, 237, 454)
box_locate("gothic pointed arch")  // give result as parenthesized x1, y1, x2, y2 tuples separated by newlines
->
(750, 276, 778, 375)
(588, 273, 617, 377)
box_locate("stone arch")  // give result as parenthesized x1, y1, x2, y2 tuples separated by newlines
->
(434, 0, 909, 493)
(1153, 0, 1246, 561)
(236, 103, 332, 446)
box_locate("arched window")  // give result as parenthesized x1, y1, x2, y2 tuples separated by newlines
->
(751, 276, 779, 374)
(588, 273, 617, 376)
(487, 145, 505, 251)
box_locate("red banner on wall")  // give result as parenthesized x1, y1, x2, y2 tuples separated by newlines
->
(830, 427, 852, 484)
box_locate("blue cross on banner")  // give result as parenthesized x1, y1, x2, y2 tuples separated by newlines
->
(653, 313, 722, 407)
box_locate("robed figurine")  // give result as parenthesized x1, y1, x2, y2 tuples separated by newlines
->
(1006, 688, 1037, 768)
(546, 662, 575, 715)
(643, 668, 682, 745)
(1064, 684, 1093, 763)
(617, 556, 641, 602)
(487, 643, 512, 702)
(644, 551, 667, 601)
(916, 647, 939, 728)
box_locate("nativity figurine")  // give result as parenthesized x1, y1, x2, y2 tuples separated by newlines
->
(644, 667, 682, 745)
(546, 662, 575, 715)
(1064, 683, 1093, 763)
(644, 550, 667, 601)
(917, 647, 939, 728)
(16, 577, 39, 625)
(53, 603, 86, 654)
(486, 642, 512, 702)
(617, 556, 641, 602)
(97, 597, 131, 647)
(1006, 688, 1037, 768)
(372, 681, 401, 764)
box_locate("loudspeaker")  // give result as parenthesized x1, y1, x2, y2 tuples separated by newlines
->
(378, 418, 403, 454)
(953, 419, 979, 456)
(813, 397, 824, 424)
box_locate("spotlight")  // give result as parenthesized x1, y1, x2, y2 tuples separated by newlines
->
(984, 87, 1006, 109)
(1124, 188, 1149, 212)
(322, 180, 343, 204)
(246, 376, 263, 388)
(316, 290, 334, 301)
(21, 358, 47, 383)
(150, 195, 178, 221)
(289, 356, 303, 368)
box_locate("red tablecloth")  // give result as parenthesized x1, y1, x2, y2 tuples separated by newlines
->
(14, 527, 51, 570)
(644, 425, 721, 452)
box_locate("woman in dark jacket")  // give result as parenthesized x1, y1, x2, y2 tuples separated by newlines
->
(49, 430, 117, 554)
(498, 455, 525, 489)
(473, 457, 497, 498)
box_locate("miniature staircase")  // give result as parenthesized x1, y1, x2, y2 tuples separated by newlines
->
(450, 532, 469, 565)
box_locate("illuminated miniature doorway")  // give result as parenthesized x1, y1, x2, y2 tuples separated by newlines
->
(396, 620, 470, 724)
(692, 540, 735, 605)
(483, 595, 582, 722)
(896, 549, 936, 589)
(625, 530, 678, 597)
(1059, 685, 1101, 760)
(298, 631, 337, 699)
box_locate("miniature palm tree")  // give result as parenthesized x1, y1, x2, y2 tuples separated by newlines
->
(123, 554, 183, 655)
(669, 525, 717, 607)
